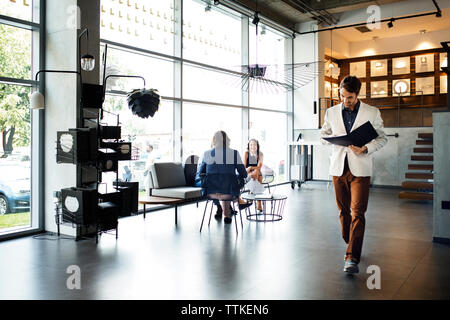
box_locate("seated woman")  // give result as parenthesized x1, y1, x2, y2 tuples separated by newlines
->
(195, 131, 248, 224)
(243, 139, 264, 212)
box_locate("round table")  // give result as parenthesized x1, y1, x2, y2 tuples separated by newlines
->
(241, 193, 287, 222)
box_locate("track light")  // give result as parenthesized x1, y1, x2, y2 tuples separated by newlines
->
(252, 12, 260, 25)
(214, 0, 220, 5)
(387, 18, 394, 28)
(204, 4, 211, 12)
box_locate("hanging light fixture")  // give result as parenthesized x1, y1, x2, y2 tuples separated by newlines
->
(81, 54, 95, 71)
(79, 28, 96, 72)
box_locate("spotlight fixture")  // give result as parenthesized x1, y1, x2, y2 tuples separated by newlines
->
(204, 4, 211, 12)
(387, 18, 394, 28)
(214, 0, 220, 5)
(252, 11, 260, 26)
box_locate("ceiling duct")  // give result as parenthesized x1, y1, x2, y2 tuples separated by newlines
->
(282, 0, 339, 26)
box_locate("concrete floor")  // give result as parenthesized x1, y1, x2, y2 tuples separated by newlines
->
(0, 183, 449, 300)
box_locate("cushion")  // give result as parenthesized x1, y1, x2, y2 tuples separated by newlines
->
(151, 186, 203, 199)
(184, 155, 199, 186)
(150, 162, 186, 188)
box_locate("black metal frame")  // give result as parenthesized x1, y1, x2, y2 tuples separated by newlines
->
(242, 194, 287, 222)
(200, 197, 243, 233)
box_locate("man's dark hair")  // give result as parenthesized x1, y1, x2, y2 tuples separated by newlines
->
(339, 75, 361, 94)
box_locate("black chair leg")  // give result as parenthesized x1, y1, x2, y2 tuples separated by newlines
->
(239, 205, 243, 229)
(232, 201, 238, 234)
(233, 201, 243, 229)
(208, 201, 214, 227)
(200, 200, 209, 232)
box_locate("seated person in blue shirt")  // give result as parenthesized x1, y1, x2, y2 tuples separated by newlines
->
(195, 131, 248, 224)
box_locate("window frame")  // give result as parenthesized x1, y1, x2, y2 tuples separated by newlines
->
(0, 0, 45, 240)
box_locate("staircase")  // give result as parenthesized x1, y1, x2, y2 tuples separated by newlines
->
(399, 132, 434, 200)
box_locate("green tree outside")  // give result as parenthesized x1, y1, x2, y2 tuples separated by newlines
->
(0, 23, 31, 157)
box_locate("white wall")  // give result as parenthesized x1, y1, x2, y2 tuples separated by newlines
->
(319, 30, 350, 59)
(350, 28, 450, 57)
(293, 22, 320, 129)
(433, 112, 450, 241)
(44, 0, 100, 236)
(45, 0, 78, 235)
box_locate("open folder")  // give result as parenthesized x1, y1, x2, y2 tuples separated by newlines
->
(323, 121, 378, 147)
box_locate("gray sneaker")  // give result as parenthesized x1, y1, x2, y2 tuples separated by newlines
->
(343, 260, 359, 274)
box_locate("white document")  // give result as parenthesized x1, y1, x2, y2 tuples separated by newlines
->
(245, 179, 265, 194)
(256, 193, 273, 199)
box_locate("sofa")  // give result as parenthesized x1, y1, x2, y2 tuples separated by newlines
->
(148, 161, 203, 201)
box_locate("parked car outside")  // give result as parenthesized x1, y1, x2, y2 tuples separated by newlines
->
(0, 165, 31, 214)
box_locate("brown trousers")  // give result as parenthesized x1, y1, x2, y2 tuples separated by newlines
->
(332, 159, 370, 264)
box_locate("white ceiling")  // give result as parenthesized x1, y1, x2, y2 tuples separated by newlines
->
(332, 7, 450, 42)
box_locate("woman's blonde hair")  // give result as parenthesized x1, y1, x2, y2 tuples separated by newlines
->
(212, 130, 230, 148)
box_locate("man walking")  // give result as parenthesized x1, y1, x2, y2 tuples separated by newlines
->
(321, 75, 387, 274)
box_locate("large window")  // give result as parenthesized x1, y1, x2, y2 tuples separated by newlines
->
(0, 0, 41, 237)
(183, 0, 241, 68)
(249, 110, 287, 183)
(0, 84, 31, 231)
(182, 102, 243, 158)
(249, 23, 289, 111)
(100, 0, 176, 56)
(100, 0, 292, 190)
(183, 63, 242, 105)
(102, 95, 174, 192)
(0, 0, 34, 21)
(101, 44, 176, 98)
(0, 25, 32, 80)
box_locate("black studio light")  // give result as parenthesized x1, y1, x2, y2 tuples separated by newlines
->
(252, 11, 260, 25)
(127, 88, 160, 119)
(388, 18, 394, 28)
